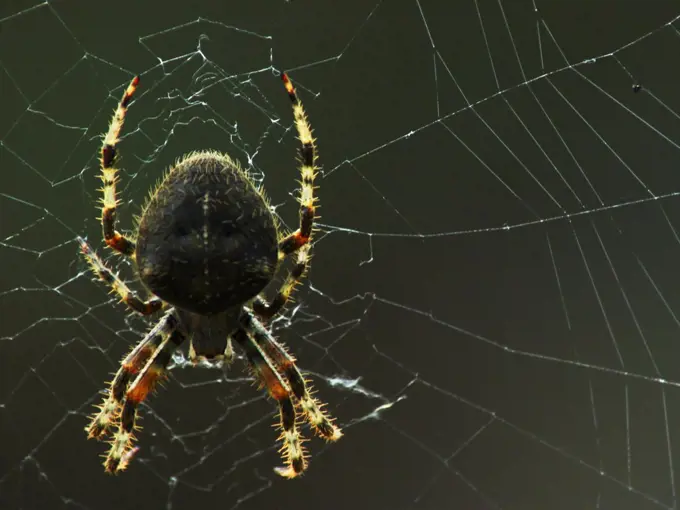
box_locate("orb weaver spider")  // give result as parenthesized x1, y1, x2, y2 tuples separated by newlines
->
(80, 73, 342, 478)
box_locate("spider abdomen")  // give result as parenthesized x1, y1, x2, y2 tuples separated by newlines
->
(135, 151, 279, 315)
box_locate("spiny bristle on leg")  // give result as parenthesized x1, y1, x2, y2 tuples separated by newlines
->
(104, 430, 135, 474)
(86, 396, 120, 439)
(298, 388, 343, 441)
(274, 429, 308, 479)
(118, 446, 140, 472)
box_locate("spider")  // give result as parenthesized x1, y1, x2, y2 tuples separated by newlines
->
(79, 73, 342, 479)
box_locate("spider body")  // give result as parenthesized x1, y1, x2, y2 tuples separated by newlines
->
(80, 74, 341, 479)
(175, 307, 241, 360)
(136, 151, 279, 315)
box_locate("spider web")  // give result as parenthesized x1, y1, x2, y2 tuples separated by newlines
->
(1, 0, 680, 508)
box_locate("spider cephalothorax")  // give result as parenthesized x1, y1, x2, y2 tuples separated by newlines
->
(80, 73, 341, 478)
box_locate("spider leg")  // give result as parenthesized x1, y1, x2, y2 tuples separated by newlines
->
(86, 310, 176, 439)
(252, 245, 309, 322)
(105, 325, 186, 473)
(78, 237, 162, 315)
(242, 311, 342, 441)
(253, 73, 317, 322)
(99, 75, 140, 258)
(231, 327, 307, 478)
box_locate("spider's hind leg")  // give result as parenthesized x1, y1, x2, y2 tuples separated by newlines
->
(253, 73, 318, 322)
(99, 76, 140, 258)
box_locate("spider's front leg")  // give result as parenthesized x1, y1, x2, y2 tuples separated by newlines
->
(242, 312, 342, 442)
(104, 327, 185, 473)
(86, 310, 176, 440)
(232, 328, 308, 478)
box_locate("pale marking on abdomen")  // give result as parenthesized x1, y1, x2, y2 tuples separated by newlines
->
(202, 192, 211, 298)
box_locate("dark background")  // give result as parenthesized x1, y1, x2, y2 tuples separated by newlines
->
(1, 1, 680, 509)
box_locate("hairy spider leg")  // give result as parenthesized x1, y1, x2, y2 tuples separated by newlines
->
(105, 327, 186, 473)
(232, 328, 307, 478)
(86, 310, 176, 440)
(242, 311, 342, 441)
(78, 237, 162, 315)
(100, 75, 141, 258)
(253, 73, 318, 321)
